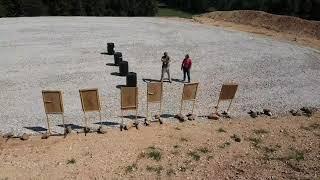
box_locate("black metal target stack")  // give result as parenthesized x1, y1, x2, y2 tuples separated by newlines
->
(114, 52, 123, 66)
(106, 42, 137, 88)
(119, 61, 128, 76)
(107, 43, 115, 55)
(126, 72, 137, 87)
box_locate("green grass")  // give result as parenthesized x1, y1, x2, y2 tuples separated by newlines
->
(146, 165, 163, 175)
(125, 163, 138, 174)
(218, 142, 231, 149)
(166, 168, 175, 176)
(253, 129, 269, 134)
(217, 128, 227, 133)
(157, 8, 195, 19)
(300, 123, 320, 131)
(146, 147, 162, 161)
(180, 137, 189, 142)
(67, 158, 76, 165)
(173, 145, 180, 149)
(248, 137, 263, 147)
(188, 151, 201, 161)
(198, 147, 209, 154)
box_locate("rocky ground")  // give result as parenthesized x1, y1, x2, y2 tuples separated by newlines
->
(0, 114, 319, 179)
(0, 17, 319, 134)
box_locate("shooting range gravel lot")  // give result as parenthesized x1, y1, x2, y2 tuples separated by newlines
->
(0, 17, 319, 134)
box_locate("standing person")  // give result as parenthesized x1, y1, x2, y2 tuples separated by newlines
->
(160, 52, 172, 83)
(181, 54, 192, 83)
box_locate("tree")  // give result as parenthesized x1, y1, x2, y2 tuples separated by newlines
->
(0, 1, 7, 17)
(21, 0, 44, 16)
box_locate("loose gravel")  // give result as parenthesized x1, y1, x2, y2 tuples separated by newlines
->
(0, 17, 319, 134)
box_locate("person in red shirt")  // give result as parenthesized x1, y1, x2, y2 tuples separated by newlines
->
(181, 54, 192, 83)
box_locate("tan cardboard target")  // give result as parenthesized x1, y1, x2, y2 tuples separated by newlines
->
(147, 82, 163, 103)
(180, 83, 199, 114)
(120, 87, 139, 128)
(42, 91, 64, 114)
(121, 87, 138, 110)
(182, 83, 199, 101)
(79, 88, 102, 130)
(215, 83, 239, 113)
(42, 90, 65, 135)
(147, 82, 163, 120)
(219, 84, 238, 100)
(79, 89, 101, 112)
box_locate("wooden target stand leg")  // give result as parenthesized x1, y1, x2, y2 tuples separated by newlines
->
(46, 114, 51, 135)
(83, 111, 89, 135)
(215, 99, 234, 114)
(180, 100, 196, 115)
(82, 110, 102, 135)
(45, 113, 65, 136)
(146, 100, 163, 126)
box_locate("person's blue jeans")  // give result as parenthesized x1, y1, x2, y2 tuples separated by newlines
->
(183, 68, 190, 82)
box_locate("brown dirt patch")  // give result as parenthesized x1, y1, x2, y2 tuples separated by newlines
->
(1, 114, 320, 179)
(191, 10, 320, 50)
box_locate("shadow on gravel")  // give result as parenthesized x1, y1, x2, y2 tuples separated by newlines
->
(172, 78, 184, 83)
(161, 114, 175, 118)
(58, 124, 84, 130)
(111, 72, 122, 76)
(94, 121, 119, 127)
(142, 78, 160, 83)
(121, 115, 145, 120)
(106, 63, 117, 67)
(100, 52, 112, 55)
(24, 126, 47, 133)
(116, 85, 127, 89)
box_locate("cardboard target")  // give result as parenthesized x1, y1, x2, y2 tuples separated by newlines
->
(42, 91, 64, 114)
(121, 87, 138, 110)
(147, 82, 163, 103)
(219, 84, 238, 100)
(182, 83, 199, 101)
(79, 89, 101, 112)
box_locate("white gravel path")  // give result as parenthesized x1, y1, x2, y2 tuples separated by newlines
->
(0, 17, 319, 134)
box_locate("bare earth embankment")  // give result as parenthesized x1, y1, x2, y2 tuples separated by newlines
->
(193, 10, 320, 50)
(0, 114, 319, 179)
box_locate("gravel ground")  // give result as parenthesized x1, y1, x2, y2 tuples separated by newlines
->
(0, 17, 319, 134)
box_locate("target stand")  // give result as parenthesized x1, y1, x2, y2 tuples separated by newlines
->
(146, 82, 163, 124)
(79, 89, 102, 134)
(42, 90, 65, 135)
(215, 83, 238, 113)
(120, 87, 139, 130)
(180, 83, 199, 115)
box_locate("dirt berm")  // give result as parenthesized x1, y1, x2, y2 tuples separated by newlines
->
(194, 10, 320, 49)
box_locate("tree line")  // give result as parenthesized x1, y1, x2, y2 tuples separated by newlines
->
(0, 0, 158, 17)
(160, 0, 320, 20)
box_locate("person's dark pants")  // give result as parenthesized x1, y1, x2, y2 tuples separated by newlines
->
(183, 68, 191, 82)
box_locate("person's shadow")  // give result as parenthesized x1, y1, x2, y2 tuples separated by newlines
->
(171, 78, 184, 83)
(142, 78, 160, 83)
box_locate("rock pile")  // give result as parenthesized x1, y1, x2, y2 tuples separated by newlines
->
(248, 109, 273, 118)
(290, 107, 318, 117)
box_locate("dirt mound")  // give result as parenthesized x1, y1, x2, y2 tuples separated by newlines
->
(195, 10, 320, 40)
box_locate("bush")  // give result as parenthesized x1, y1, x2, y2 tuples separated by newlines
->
(0, 0, 158, 17)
